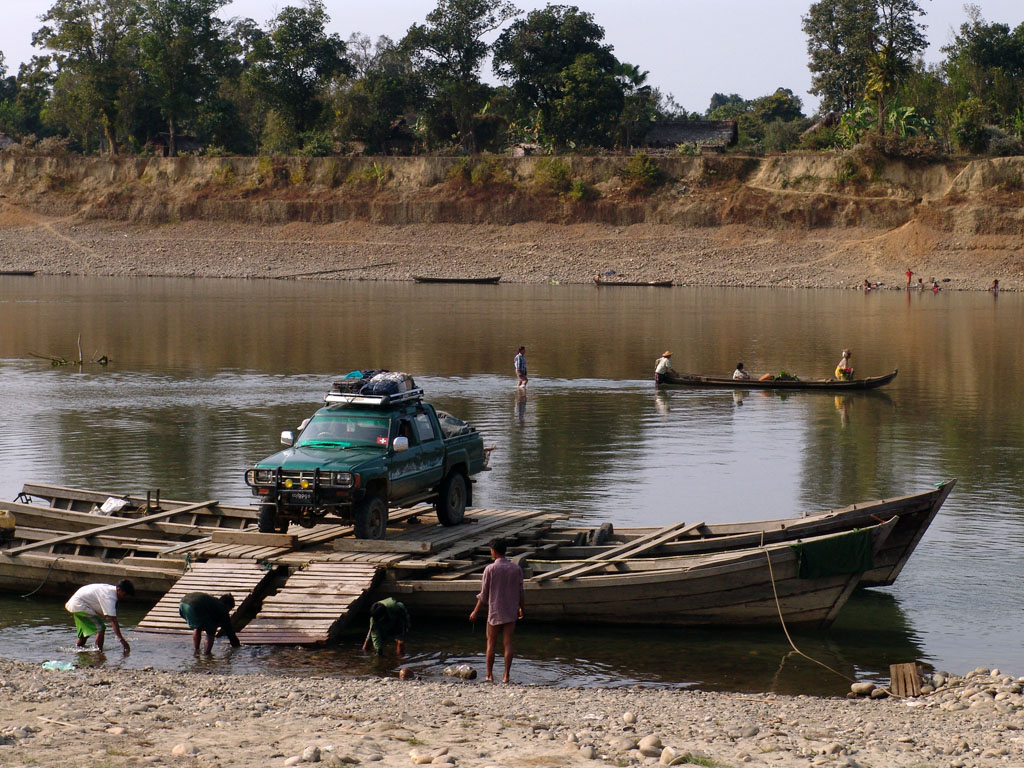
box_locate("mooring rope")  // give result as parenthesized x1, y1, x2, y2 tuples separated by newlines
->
(20, 556, 65, 599)
(763, 546, 906, 697)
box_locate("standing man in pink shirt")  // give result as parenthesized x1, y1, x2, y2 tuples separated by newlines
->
(469, 538, 524, 683)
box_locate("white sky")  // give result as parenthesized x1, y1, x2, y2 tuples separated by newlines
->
(3, 1, 1024, 115)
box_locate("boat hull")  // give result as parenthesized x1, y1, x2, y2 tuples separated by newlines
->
(382, 520, 896, 629)
(661, 370, 898, 390)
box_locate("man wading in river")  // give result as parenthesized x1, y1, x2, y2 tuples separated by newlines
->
(65, 579, 134, 653)
(470, 538, 524, 683)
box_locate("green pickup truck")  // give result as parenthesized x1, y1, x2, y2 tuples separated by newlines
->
(244, 384, 487, 538)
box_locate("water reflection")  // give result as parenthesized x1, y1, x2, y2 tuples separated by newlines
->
(0, 591, 923, 694)
(1, 278, 1024, 682)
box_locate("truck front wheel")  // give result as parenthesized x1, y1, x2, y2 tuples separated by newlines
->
(436, 472, 466, 526)
(354, 495, 388, 539)
(258, 503, 289, 534)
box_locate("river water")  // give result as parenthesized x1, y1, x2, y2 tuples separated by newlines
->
(0, 276, 1021, 694)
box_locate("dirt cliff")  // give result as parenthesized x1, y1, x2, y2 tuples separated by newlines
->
(0, 153, 1021, 288)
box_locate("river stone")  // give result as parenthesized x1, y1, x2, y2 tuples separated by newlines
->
(609, 737, 637, 752)
(578, 745, 597, 760)
(869, 688, 888, 699)
(659, 746, 684, 765)
(284, 758, 303, 767)
(638, 735, 662, 750)
(623, 711, 637, 725)
(303, 746, 322, 762)
(171, 742, 198, 756)
(850, 682, 875, 696)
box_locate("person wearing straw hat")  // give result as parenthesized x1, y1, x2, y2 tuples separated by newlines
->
(654, 351, 674, 385)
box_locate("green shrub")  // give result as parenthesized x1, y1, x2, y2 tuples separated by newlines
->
(620, 153, 664, 190)
(988, 135, 1024, 157)
(534, 157, 572, 193)
(446, 157, 472, 186)
(347, 161, 391, 189)
(800, 127, 840, 151)
(568, 178, 598, 201)
(953, 98, 988, 154)
(297, 131, 333, 157)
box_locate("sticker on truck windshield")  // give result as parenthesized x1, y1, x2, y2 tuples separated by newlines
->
(377, 436, 388, 445)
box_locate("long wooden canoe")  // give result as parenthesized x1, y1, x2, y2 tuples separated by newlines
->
(661, 369, 898, 390)
(594, 277, 673, 287)
(382, 518, 897, 629)
(412, 275, 501, 284)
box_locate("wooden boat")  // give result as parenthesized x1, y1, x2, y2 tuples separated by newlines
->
(594, 276, 673, 287)
(661, 369, 898, 390)
(412, 275, 501, 284)
(0, 484, 256, 599)
(0, 270, 37, 276)
(529, 481, 954, 590)
(0, 481, 949, 633)
(382, 518, 898, 629)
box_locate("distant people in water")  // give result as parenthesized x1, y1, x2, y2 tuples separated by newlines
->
(990, 279, 1000, 293)
(930, 277, 940, 293)
(835, 349, 853, 381)
(905, 268, 913, 287)
(863, 279, 872, 291)
(732, 362, 750, 380)
(654, 351, 674, 385)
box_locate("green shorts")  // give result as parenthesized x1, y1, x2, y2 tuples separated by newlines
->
(72, 612, 103, 639)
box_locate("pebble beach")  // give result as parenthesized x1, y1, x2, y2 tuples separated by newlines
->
(3, 658, 1024, 768)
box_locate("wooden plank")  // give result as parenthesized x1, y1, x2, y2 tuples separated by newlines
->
(333, 539, 433, 553)
(210, 530, 297, 547)
(5, 501, 217, 556)
(135, 560, 278, 635)
(534, 521, 706, 582)
(890, 663, 922, 697)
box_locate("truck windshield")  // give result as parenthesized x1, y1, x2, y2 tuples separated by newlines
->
(296, 414, 390, 448)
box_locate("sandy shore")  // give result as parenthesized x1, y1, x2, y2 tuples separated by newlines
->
(2, 658, 1023, 767)
(0, 213, 1018, 290)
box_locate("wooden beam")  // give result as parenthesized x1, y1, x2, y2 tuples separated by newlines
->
(533, 521, 705, 582)
(4, 501, 217, 556)
(210, 530, 297, 547)
(333, 539, 433, 554)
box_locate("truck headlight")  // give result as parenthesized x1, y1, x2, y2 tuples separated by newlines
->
(246, 469, 274, 485)
(332, 472, 355, 488)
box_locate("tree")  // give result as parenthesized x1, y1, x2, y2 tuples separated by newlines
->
(546, 52, 624, 147)
(139, 0, 230, 155)
(803, 0, 878, 113)
(803, 0, 927, 117)
(247, 0, 350, 143)
(33, 0, 144, 154)
(403, 0, 519, 150)
(492, 5, 614, 127)
(334, 36, 424, 153)
(942, 7, 1024, 134)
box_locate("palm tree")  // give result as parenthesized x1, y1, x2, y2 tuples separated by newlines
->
(865, 44, 911, 136)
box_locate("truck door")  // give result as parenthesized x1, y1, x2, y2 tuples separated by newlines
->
(413, 410, 445, 488)
(388, 418, 422, 500)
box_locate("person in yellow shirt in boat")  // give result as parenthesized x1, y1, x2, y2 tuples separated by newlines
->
(654, 351, 674, 385)
(835, 349, 854, 380)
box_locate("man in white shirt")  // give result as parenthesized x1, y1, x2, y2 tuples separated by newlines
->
(65, 579, 134, 653)
(733, 362, 751, 380)
(654, 351, 674, 385)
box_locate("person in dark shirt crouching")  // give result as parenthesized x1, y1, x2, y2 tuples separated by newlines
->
(178, 592, 241, 654)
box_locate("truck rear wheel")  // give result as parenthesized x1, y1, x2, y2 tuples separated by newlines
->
(436, 471, 466, 526)
(258, 503, 288, 534)
(355, 495, 388, 539)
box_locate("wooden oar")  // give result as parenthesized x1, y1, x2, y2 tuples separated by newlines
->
(4, 500, 217, 556)
(532, 520, 705, 582)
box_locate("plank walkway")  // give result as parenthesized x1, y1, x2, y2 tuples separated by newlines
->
(136, 507, 563, 645)
(134, 560, 279, 635)
(238, 562, 381, 645)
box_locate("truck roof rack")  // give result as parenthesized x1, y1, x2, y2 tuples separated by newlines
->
(324, 387, 424, 407)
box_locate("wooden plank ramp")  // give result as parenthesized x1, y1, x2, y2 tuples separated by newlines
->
(134, 560, 278, 635)
(238, 562, 381, 645)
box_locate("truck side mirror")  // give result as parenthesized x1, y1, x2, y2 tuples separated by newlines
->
(393, 436, 409, 453)
(281, 430, 294, 447)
